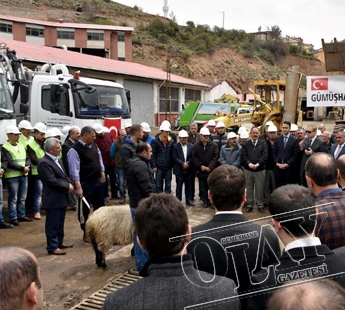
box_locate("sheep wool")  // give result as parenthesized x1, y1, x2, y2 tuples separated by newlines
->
(86, 205, 134, 256)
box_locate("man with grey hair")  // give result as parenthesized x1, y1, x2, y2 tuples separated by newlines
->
(38, 138, 74, 255)
(321, 130, 333, 153)
(331, 130, 345, 160)
(67, 126, 106, 243)
(0, 246, 44, 310)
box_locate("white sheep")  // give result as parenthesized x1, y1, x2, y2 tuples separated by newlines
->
(86, 205, 135, 269)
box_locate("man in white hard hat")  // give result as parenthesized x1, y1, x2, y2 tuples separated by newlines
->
(124, 121, 132, 135)
(206, 119, 216, 137)
(264, 124, 278, 209)
(290, 123, 298, 137)
(93, 123, 118, 202)
(151, 122, 175, 194)
(219, 132, 242, 167)
(259, 120, 274, 140)
(141, 122, 155, 145)
(239, 130, 249, 146)
(173, 130, 194, 206)
(212, 121, 227, 151)
(192, 127, 219, 208)
(1, 125, 32, 225)
(26, 122, 47, 220)
(18, 120, 33, 147)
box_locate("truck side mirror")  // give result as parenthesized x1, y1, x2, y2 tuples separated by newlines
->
(20, 84, 29, 104)
(125, 89, 131, 112)
(50, 84, 61, 104)
(19, 103, 29, 114)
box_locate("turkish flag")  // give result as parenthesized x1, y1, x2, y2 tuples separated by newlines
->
(104, 118, 121, 140)
(311, 78, 328, 90)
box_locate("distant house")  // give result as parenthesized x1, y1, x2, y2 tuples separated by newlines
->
(0, 14, 133, 61)
(204, 80, 239, 102)
(284, 35, 314, 53)
(252, 31, 272, 42)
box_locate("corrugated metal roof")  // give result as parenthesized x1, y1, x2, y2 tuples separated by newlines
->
(0, 38, 209, 87)
(0, 14, 133, 32)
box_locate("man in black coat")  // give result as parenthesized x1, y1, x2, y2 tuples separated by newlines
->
(273, 121, 299, 188)
(187, 165, 280, 309)
(125, 142, 155, 271)
(192, 126, 219, 208)
(241, 127, 268, 212)
(247, 184, 345, 310)
(37, 138, 74, 255)
(299, 124, 328, 186)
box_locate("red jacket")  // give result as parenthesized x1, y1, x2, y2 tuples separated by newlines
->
(95, 132, 113, 166)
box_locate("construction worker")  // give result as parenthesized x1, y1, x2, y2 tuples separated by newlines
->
(18, 120, 34, 147)
(26, 122, 47, 220)
(1, 124, 32, 225)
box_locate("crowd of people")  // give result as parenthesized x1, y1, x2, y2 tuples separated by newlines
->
(1, 118, 345, 309)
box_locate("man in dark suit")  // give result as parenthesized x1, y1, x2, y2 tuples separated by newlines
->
(37, 138, 74, 255)
(102, 193, 240, 310)
(173, 130, 194, 206)
(299, 124, 328, 186)
(273, 121, 299, 188)
(247, 184, 345, 310)
(331, 130, 345, 160)
(187, 165, 280, 309)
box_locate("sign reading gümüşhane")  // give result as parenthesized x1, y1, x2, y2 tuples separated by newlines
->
(307, 76, 345, 107)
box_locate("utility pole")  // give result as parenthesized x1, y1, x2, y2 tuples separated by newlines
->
(222, 11, 225, 30)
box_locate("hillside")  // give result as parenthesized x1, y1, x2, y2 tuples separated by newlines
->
(0, 0, 327, 91)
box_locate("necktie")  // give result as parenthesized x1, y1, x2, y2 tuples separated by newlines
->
(55, 158, 64, 172)
(284, 136, 288, 148)
(335, 145, 343, 159)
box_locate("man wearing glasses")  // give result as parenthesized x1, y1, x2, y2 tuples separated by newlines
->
(299, 124, 328, 186)
(192, 127, 219, 208)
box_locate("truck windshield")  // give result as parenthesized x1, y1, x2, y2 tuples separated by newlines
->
(0, 74, 14, 113)
(73, 85, 130, 116)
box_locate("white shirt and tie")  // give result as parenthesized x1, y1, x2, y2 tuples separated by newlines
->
(334, 143, 344, 159)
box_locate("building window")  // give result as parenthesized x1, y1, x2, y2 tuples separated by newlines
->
(57, 30, 74, 39)
(118, 31, 125, 42)
(0, 23, 12, 33)
(185, 89, 201, 102)
(26, 26, 44, 37)
(159, 87, 179, 112)
(87, 32, 104, 41)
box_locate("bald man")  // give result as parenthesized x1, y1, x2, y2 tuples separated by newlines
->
(0, 246, 44, 310)
(336, 154, 345, 190)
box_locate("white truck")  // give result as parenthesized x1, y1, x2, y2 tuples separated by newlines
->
(0, 44, 131, 143)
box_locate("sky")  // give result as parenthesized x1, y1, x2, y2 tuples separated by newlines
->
(114, 0, 344, 50)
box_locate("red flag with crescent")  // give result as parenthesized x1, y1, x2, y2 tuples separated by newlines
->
(311, 78, 328, 90)
(103, 118, 121, 140)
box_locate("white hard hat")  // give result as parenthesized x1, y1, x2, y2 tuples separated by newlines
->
(178, 130, 189, 138)
(290, 124, 298, 131)
(33, 122, 47, 133)
(207, 119, 216, 127)
(93, 123, 104, 134)
(5, 124, 21, 134)
(227, 132, 237, 139)
(265, 121, 274, 127)
(267, 125, 277, 132)
(159, 122, 171, 131)
(238, 126, 247, 134)
(240, 131, 249, 139)
(62, 125, 71, 135)
(200, 127, 210, 135)
(103, 126, 110, 133)
(18, 120, 33, 130)
(316, 129, 321, 136)
(124, 121, 132, 128)
(141, 122, 151, 132)
(216, 121, 225, 128)
(44, 129, 55, 138)
(51, 127, 63, 137)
